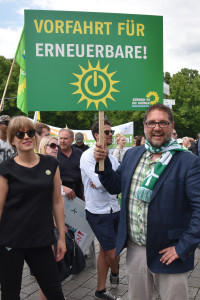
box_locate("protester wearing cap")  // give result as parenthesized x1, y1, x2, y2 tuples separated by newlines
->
(0, 115, 15, 163)
(72, 132, 89, 152)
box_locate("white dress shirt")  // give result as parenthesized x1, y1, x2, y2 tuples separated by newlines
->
(80, 146, 120, 214)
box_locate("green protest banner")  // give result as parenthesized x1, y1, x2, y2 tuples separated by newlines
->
(25, 10, 163, 111)
(15, 28, 26, 71)
(17, 68, 27, 114)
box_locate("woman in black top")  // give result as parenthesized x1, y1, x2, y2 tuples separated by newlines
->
(0, 116, 66, 300)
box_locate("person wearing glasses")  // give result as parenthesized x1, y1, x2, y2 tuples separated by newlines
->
(38, 135, 65, 300)
(94, 104, 200, 300)
(0, 115, 15, 163)
(0, 116, 66, 300)
(39, 135, 59, 158)
(80, 120, 121, 300)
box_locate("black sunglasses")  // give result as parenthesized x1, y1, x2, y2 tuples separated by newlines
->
(0, 120, 9, 126)
(47, 143, 58, 149)
(104, 130, 115, 136)
(15, 129, 36, 139)
(104, 130, 115, 135)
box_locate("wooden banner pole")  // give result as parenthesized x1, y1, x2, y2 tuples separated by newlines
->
(99, 110, 104, 171)
(0, 58, 15, 111)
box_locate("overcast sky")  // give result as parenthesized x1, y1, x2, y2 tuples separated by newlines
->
(0, 0, 200, 76)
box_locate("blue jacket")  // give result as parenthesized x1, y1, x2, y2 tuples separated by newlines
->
(97, 146, 200, 274)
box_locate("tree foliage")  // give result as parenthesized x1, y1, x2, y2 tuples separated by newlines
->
(169, 68, 200, 138)
(0, 56, 200, 138)
(0, 56, 21, 116)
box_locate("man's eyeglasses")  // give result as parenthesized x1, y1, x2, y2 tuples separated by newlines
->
(47, 143, 58, 149)
(104, 130, 115, 136)
(145, 121, 170, 128)
(0, 121, 9, 126)
(15, 129, 36, 139)
(172, 132, 177, 136)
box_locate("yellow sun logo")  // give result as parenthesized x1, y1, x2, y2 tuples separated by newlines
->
(70, 60, 119, 110)
(146, 91, 159, 105)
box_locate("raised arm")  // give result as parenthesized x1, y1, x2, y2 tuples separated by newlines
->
(94, 142, 122, 195)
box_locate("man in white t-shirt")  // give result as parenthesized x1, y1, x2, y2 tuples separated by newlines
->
(0, 115, 15, 164)
(80, 120, 122, 300)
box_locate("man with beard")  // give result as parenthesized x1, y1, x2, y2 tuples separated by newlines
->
(94, 104, 200, 300)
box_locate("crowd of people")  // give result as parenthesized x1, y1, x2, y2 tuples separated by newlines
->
(0, 104, 200, 300)
(166, 127, 200, 154)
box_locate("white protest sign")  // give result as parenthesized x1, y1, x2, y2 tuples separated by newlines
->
(64, 196, 95, 254)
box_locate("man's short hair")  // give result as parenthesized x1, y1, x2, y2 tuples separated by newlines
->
(59, 128, 74, 139)
(91, 119, 112, 140)
(143, 103, 174, 123)
(35, 122, 50, 136)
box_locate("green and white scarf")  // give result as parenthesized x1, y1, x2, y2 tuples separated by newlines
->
(134, 138, 188, 203)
